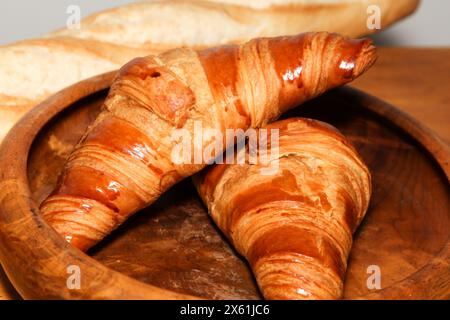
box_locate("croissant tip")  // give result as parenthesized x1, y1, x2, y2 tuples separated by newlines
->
(353, 40, 378, 78)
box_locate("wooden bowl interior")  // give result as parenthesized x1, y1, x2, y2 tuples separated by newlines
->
(27, 89, 450, 299)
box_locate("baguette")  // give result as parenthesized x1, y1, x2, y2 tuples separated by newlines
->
(0, 37, 154, 141)
(49, 0, 419, 49)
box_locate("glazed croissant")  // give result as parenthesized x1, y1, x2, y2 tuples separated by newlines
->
(41, 32, 376, 251)
(194, 118, 372, 300)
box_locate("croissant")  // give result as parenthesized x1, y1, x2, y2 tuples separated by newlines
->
(193, 118, 372, 300)
(40, 32, 377, 251)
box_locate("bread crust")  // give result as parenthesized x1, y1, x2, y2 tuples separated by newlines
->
(194, 117, 372, 299)
(49, 0, 420, 48)
(39, 32, 376, 251)
(0, 37, 154, 141)
(0, 0, 416, 142)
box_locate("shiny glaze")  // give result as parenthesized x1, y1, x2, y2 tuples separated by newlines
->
(225, 170, 322, 232)
(196, 117, 371, 299)
(334, 38, 370, 81)
(267, 34, 307, 109)
(247, 225, 346, 280)
(113, 56, 196, 128)
(198, 45, 250, 123)
(82, 116, 161, 175)
(45, 115, 160, 250)
(53, 166, 122, 213)
(42, 196, 100, 250)
(267, 33, 375, 112)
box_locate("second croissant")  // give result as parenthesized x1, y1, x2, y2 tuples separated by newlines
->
(194, 118, 372, 300)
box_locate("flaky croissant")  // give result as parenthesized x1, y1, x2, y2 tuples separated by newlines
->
(194, 118, 372, 300)
(40, 32, 376, 251)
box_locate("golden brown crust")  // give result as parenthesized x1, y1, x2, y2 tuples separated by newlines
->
(193, 118, 372, 300)
(1, 0, 417, 144)
(0, 37, 155, 142)
(40, 32, 376, 251)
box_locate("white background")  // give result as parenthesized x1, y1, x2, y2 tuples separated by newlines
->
(0, 0, 449, 46)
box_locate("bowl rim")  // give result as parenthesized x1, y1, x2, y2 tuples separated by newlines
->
(0, 72, 448, 299)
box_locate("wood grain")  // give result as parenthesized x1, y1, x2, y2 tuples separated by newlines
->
(0, 73, 199, 300)
(0, 48, 449, 300)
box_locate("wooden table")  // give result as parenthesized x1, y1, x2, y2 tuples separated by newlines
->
(352, 47, 450, 143)
(0, 47, 449, 300)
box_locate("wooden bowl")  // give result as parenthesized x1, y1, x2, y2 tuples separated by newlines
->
(0, 72, 448, 300)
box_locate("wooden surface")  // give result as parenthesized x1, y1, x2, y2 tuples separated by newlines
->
(0, 47, 449, 300)
(351, 47, 450, 143)
(0, 73, 199, 300)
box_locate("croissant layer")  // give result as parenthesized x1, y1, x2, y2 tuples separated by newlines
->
(194, 118, 372, 300)
(41, 32, 376, 251)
